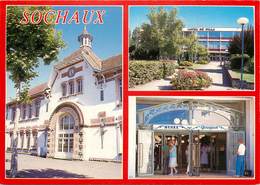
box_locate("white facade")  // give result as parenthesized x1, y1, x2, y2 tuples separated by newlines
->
(5, 28, 122, 161)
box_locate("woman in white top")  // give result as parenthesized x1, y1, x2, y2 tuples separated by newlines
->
(168, 139, 178, 175)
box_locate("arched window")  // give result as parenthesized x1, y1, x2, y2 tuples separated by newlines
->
(59, 114, 75, 130)
(58, 114, 74, 153)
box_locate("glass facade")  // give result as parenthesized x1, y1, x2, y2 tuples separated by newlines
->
(209, 31, 220, 38)
(209, 41, 220, 49)
(221, 41, 230, 49)
(199, 41, 207, 48)
(221, 31, 234, 38)
(197, 31, 208, 38)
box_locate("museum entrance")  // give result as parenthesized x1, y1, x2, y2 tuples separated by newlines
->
(153, 131, 226, 176)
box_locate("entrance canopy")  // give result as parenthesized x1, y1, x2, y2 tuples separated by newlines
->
(137, 100, 243, 129)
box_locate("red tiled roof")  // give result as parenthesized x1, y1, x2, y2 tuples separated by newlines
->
(28, 82, 48, 96)
(101, 54, 122, 71)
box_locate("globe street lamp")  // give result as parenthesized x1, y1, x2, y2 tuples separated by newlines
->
(237, 17, 249, 89)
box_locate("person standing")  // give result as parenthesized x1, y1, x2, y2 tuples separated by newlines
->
(185, 143, 190, 175)
(162, 139, 170, 175)
(200, 143, 209, 171)
(236, 138, 246, 177)
(168, 139, 178, 175)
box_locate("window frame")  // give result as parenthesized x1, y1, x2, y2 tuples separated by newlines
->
(76, 78, 83, 94)
(68, 80, 75, 95)
(35, 99, 41, 118)
(61, 82, 67, 97)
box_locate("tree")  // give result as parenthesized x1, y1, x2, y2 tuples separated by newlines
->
(183, 33, 198, 62)
(129, 7, 184, 60)
(6, 6, 65, 177)
(196, 44, 208, 61)
(228, 25, 254, 58)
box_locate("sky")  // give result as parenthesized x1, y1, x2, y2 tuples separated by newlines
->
(129, 6, 254, 31)
(6, 6, 122, 99)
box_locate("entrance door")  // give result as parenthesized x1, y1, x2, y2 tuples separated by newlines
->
(55, 114, 75, 159)
(227, 131, 245, 175)
(137, 129, 154, 176)
(191, 131, 201, 176)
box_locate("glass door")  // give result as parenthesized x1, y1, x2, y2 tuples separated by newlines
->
(191, 131, 201, 176)
(137, 129, 154, 176)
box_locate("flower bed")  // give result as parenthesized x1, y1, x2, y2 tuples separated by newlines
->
(171, 69, 212, 90)
(129, 60, 176, 88)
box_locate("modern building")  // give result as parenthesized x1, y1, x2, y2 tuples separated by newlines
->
(128, 96, 255, 178)
(5, 27, 123, 161)
(183, 28, 241, 61)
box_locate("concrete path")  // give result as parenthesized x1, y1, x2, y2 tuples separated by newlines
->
(5, 153, 122, 179)
(194, 61, 234, 90)
(130, 61, 234, 91)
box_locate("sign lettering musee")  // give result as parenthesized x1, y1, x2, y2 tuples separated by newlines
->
(153, 124, 228, 131)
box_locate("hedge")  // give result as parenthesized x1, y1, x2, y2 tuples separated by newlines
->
(230, 54, 250, 70)
(129, 60, 176, 88)
(196, 60, 209, 64)
(179, 61, 193, 66)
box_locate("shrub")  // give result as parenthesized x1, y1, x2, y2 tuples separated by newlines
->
(230, 54, 250, 70)
(129, 60, 176, 88)
(246, 57, 254, 74)
(196, 60, 209, 64)
(171, 69, 212, 90)
(179, 61, 193, 66)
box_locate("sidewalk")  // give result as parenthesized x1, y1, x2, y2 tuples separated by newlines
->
(5, 153, 122, 179)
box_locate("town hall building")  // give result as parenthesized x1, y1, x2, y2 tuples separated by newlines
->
(5, 27, 123, 161)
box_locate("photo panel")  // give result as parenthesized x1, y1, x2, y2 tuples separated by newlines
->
(5, 5, 123, 179)
(129, 96, 255, 179)
(128, 6, 255, 91)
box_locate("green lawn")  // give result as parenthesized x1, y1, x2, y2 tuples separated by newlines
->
(228, 69, 254, 83)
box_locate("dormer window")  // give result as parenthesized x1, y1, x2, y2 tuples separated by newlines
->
(69, 81, 74, 95)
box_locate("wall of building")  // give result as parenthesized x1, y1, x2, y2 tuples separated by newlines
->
(83, 125, 122, 160)
(5, 55, 122, 161)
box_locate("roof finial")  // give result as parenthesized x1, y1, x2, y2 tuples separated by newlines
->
(83, 25, 88, 34)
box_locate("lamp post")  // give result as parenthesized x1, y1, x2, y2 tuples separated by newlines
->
(237, 17, 249, 89)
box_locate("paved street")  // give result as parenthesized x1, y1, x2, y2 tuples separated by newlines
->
(130, 61, 235, 91)
(5, 153, 122, 179)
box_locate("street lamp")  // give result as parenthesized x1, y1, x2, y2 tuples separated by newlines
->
(237, 17, 249, 89)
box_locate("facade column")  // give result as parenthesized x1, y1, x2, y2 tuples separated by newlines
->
(188, 101, 193, 175)
(23, 131, 27, 150)
(17, 132, 20, 149)
(29, 130, 34, 151)
(246, 99, 255, 175)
